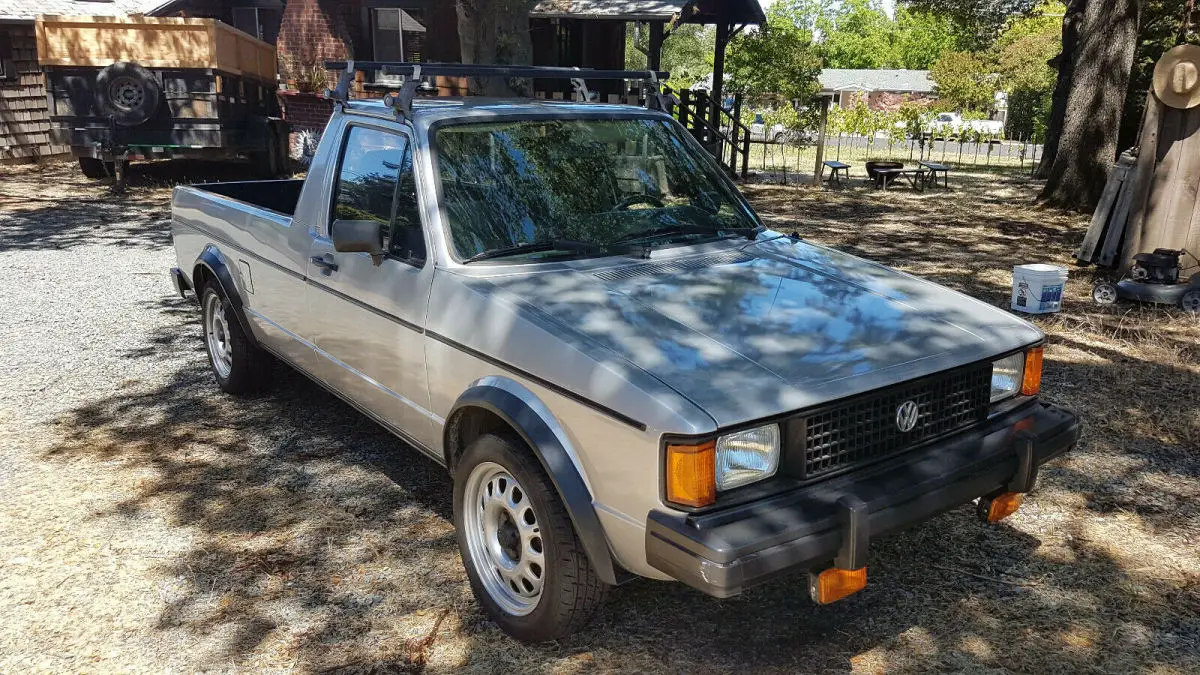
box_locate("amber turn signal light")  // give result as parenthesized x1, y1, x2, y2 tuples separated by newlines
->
(1022, 347, 1044, 396)
(979, 492, 1024, 523)
(666, 441, 716, 507)
(809, 566, 868, 605)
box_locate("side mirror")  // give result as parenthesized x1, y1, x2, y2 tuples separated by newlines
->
(331, 219, 385, 265)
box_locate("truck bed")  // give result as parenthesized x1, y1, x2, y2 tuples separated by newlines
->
(197, 179, 305, 216)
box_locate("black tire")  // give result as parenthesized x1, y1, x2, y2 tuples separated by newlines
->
(200, 283, 269, 394)
(252, 130, 282, 178)
(453, 433, 608, 642)
(94, 61, 161, 127)
(78, 157, 113, 179)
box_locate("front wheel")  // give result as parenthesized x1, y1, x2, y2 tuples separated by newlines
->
(201, 283, 268, 393)
(454, 433, 608, 642)
(1180, 289, 1200, 313)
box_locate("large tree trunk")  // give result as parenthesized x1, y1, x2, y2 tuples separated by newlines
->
(1034, 0, 1084, 180)
(1037, 0, 1140, 212)
(457, 0, 536, 96)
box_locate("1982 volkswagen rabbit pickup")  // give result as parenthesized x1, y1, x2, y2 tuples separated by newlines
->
(169, 63, 1080, 642)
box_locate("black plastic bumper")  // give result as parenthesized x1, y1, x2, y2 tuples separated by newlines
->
(170, 267, 192, 299)
(645, 401, 1080, 598)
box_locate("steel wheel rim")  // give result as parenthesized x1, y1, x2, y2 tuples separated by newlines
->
(110, 76, 145, 112)
(463, 461, 545, 616)
(204, 292, 233, 379)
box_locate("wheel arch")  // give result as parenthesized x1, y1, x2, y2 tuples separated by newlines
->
(193, 246, 261, 350)
(445, 377, 623, 585)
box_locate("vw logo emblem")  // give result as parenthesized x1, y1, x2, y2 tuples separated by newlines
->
(895, 400, 920, 432)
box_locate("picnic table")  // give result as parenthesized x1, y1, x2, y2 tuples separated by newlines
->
(873, 166, 927, 191)
(822, 160, 851, 186)
(918, 160, 951, 188)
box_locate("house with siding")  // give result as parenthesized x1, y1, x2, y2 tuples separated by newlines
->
(0, 0, 150, 162)
(818, 69, 938, 111)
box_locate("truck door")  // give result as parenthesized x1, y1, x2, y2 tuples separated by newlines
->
(304, 123, 438, 451)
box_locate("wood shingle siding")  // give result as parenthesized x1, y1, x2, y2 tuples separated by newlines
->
(0, 23, 66, 162)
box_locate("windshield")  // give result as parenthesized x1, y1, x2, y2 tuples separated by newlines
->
(434, 117, 759, 262)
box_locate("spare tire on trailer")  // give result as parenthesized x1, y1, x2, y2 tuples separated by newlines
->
(94, 62, 161, 127)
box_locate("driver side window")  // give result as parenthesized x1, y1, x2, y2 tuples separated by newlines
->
(331, 126, 426, 265)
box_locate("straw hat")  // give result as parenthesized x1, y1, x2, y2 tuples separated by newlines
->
(1153, 44, 1200, 109)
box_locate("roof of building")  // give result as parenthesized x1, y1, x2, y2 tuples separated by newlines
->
(0, 0, 154, 22)
(531, 0, 764, 23)
(818, 69, 936, 94)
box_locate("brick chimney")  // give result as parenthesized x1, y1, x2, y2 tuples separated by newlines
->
(277, 0, 355, 90)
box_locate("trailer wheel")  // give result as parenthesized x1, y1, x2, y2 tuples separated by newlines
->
(78, 157, 113, 180)
(95, 62, 161, 127)
(252, 131, 282, 177)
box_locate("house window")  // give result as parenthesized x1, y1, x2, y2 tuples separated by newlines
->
(372, 7, 426, 80)
(232, 7, 282, 44)
(0, 31, 14, 81)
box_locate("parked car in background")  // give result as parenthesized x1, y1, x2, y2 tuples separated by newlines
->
(749, 112, 787, 142)
(170, 84, 1080, 643)
(925, 112, 1005, 138)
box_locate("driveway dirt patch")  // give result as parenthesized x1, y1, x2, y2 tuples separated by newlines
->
(1, 162, 1197, 673)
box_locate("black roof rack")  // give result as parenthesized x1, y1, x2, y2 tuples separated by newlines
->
(321, 61, 672, 116)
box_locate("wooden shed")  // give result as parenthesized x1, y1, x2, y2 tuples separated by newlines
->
(1079, 45, 1200, 274)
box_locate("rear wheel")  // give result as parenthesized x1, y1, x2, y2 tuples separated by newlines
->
(201, 283, 268, 393)
(1092, 282, 1119, 306)
(1180, 289, 1200, 313)
(454, 433, 608, 642)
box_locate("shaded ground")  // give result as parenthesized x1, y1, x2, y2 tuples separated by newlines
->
(0, 161, 1197, 673)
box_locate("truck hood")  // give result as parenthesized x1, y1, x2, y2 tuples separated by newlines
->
(476, 235, 1043, 428)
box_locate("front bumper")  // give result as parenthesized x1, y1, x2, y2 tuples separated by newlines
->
(645, 401, 1080, 598)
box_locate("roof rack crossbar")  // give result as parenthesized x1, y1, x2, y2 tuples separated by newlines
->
(324, 61, 667, 82)
(321, 61, 672, 114)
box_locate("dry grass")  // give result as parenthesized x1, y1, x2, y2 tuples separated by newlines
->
(1, 162, 1198, 673)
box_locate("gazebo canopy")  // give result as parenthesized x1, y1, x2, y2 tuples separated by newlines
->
(530, 0, 764, 24)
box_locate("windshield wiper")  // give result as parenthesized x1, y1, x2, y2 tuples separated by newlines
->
(608, 224, 761, 247)
(463, 239, 604, 263)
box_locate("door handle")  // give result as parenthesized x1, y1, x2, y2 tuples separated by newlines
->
(310, 256, 339, 272)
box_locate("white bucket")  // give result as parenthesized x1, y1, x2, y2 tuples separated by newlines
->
(1011, 264, 1068, 314)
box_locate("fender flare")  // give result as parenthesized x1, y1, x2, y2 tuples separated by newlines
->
(193, 246, 261, 350)
(447, 380, 622, 585)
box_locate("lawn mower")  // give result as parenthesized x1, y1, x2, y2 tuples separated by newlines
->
(1092, 248, 1200, 312)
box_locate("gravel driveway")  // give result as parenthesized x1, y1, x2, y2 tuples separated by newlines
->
(1, 162, 1197, 673)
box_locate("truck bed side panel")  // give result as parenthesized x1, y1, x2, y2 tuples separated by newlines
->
(171, 185, 314, 371)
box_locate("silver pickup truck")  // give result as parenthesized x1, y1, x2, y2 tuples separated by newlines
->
(170, 94, 1080, 642)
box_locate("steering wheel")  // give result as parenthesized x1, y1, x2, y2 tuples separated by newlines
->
(613, 194, 665, 211)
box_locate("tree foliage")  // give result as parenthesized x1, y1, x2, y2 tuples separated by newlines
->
(726, 6, 823, 104)
(903, 0, 1043, 50)
(930, 51, 996, 111)
(993, 2, 1065, 138)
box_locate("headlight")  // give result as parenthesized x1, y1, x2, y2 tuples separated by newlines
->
(715, 424, 780, 490)
(990, 352, 1025, 402)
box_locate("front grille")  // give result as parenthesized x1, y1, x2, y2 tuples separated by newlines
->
(785, 362, 992, 479)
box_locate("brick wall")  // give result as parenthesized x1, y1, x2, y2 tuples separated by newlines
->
(0, 24, 68, 163)
(279, 90, 334, 131)
(276, 0, 355, 88)
(868, 91, 936, 112)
